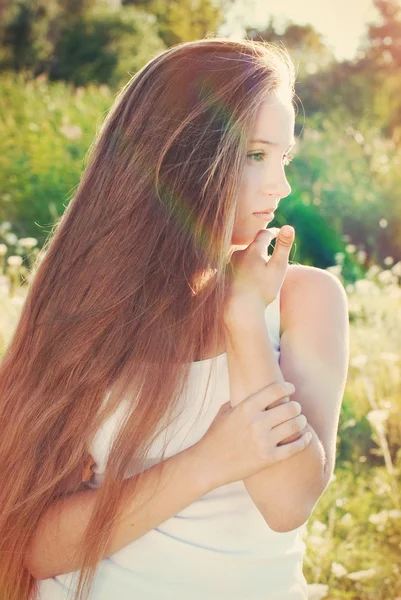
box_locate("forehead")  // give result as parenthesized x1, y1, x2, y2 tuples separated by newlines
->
(250, 92, 295, 147)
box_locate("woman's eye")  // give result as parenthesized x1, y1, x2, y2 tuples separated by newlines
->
(246, 152, 265, 162)
(246, 152, 294, 165)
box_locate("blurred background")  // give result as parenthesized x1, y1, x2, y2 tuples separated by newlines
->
(0, 1, 400, 598)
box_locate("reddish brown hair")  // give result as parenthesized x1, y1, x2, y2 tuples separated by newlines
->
(0, 37, 295, 600)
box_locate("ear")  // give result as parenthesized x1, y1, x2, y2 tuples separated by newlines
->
(56, 453, 97, 496)
(81, 453, 96, 482)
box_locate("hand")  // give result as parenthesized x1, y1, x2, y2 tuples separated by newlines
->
(194, 380, 311, 488)
(226, 225, 295, 309)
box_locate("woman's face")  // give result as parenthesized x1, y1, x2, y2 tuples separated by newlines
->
(231, 90, 296, 247)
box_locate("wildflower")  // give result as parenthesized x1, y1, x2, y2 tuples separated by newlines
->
(345, 244, 356, 253)
(354, 279, 377, 294)
(7, 255, 23, 266)
(59, 124, 82, 140)
(378, 269, 396, 285)
(347, 568, 376, 581)
(4, 233, 18, 245)
(326, 265, 342, 278)
(384, 256, 394, 266)
(391, 261, 401, 277)
(311, 520, 327, 535)
(334, 252, 345, 264)
(356, 250, 367, 263)
(18, 237, 38, 249)
(0, 244, 7, 256)
(366, 265, 381, 278)
(331, 562, 348, 577)
(307, 535, 326, 547)
(350, 354, 368, 368)
(339, 513, 353, 525)
(379, 352, 399, 362)
(306, 583, 329, 600)
(366, 409, 389, 429)
(369, 510, 389, 525)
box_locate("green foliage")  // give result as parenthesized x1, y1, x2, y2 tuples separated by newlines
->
(0, 72, 114, 242)
(123, 0, 225, 47)
(49, 6, 166, 87)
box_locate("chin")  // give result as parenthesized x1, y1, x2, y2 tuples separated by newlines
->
(231, 232, 256, 247)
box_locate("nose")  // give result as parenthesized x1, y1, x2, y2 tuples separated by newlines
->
(261, 169, 291, 201)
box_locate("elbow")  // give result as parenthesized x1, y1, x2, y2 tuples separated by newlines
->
(24, 540, 55, 581)
(268, 507, 313, 534)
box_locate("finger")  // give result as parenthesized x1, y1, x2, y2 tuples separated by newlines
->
(251, 228, 280, 259)
(268, 225, 295, 266)
(269, 412, 307, 445)
(272, 431, 312, 462)
(263, 400, 302, 429)
(245, 381, 296, 413)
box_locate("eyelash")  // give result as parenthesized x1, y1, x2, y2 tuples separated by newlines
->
(247, 152, 294, 165)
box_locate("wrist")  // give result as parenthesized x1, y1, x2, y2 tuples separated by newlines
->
(186, 441, 220, 493)
(223, 293, 267, 328)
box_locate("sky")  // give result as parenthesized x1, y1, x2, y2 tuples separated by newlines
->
(217, 0, 383, 62)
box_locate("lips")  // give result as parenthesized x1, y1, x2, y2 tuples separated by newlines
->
(254, 209, 275, 215)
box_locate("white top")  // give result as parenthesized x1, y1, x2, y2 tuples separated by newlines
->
(35, 291, 309, 599)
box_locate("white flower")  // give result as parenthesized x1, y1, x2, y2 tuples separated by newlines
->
(345, 284, 355, 293)
(350, 354, 368, 368)
(391, 261, 401, 277)
(0, 243, 7, 256)
(366, 409, 389, 428)
(311, 520, 327, 534)
(388, 510, 401, 519)
(354, 279, 377, 294)
(379, 352, 399, 362)
(369, 510, 389, 525)
(7, 255, 23, 266)
(339, 513, 353, 525)
(378, 269, 397, 285)
(18, 237, 38, 249)
(59, 124, 82, 140)
(356, 250, 367, 263)
(307, 535, 326, 547)
(347, 568, 376, 581)
(326, 265, 342, 277)
(346, 244, 356, 253)
(4, 232, 18, 245)
(306, 583, 329, 600)
(331, 562, 348, 577)
(384, 256, 394, 266)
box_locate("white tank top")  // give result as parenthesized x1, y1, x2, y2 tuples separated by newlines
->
(35, 292, 309, 600)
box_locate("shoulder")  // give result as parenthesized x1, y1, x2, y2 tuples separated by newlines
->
(280, 264, 348, 335)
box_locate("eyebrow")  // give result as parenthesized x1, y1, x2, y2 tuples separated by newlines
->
(249, 138, 296, 149)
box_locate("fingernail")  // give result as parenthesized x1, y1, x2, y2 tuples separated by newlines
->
(281, 225, 294, 238)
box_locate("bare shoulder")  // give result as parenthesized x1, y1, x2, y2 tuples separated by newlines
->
(280, 264, 348, 336)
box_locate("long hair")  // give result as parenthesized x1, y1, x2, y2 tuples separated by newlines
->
(0, 37, 296, 600)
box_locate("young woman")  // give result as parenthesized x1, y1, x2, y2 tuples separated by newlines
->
(0, 38, 349, 600)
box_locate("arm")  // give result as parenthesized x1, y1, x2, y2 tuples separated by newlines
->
(25, 443, 213, 580)
(224, 266, 349, 532)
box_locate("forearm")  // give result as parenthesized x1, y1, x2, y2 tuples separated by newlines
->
(224, 304, 327, 531)
(25, 443, 213, 580)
